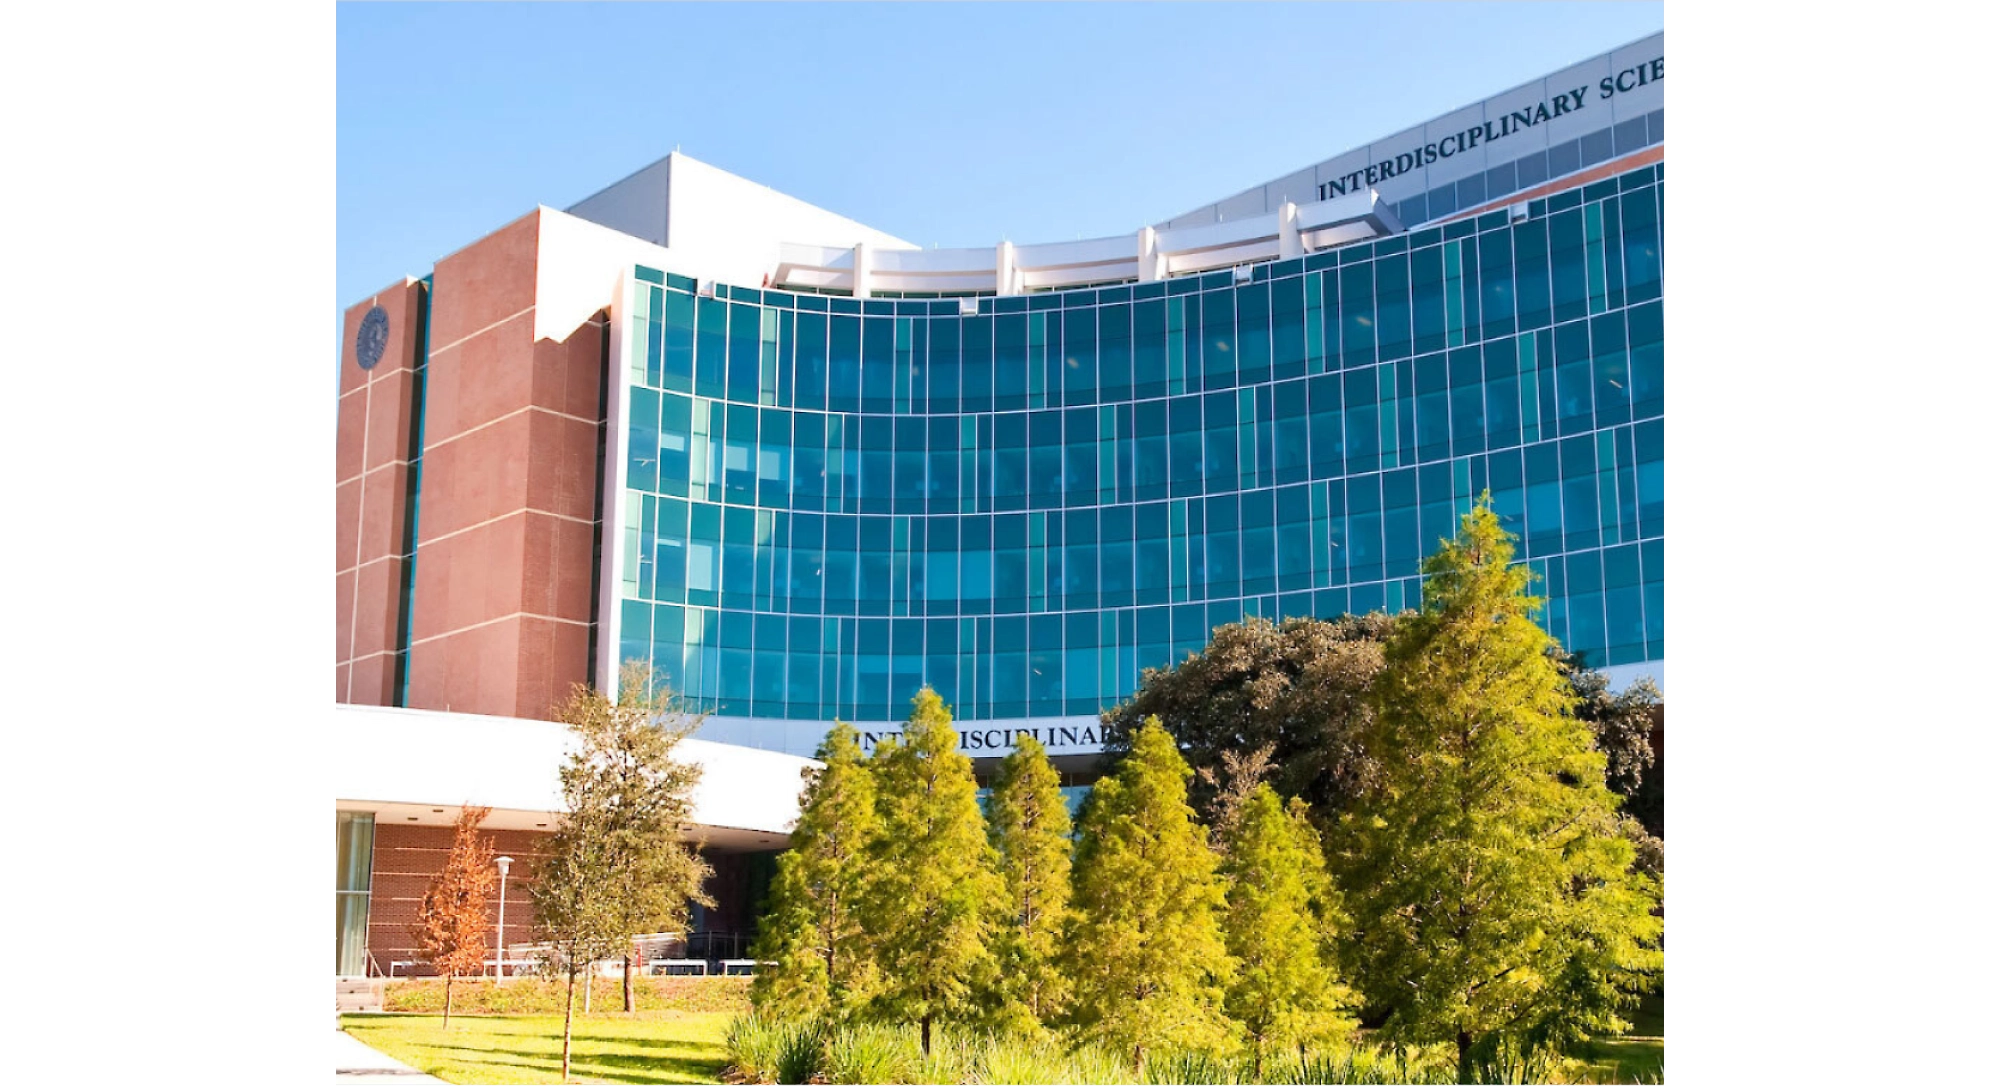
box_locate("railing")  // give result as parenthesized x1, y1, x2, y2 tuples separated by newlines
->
(378, 932, 763, 979)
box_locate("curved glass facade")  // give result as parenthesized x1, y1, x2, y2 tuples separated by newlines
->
(613, 164, 1663, 730)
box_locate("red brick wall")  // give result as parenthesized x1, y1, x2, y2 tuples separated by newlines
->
(402, 209, 607, 720)
(336, 279, 426, 706)
(365, 821, 768, 976)
(365, 822, 551, 977)
(333, 208, 609, 719)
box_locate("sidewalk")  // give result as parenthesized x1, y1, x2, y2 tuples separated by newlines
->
(334, 1028, 446, 1083)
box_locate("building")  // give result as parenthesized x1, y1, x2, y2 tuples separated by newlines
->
(334, 31, 1664, 974)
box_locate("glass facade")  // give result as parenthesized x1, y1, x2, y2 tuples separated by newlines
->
(1391, 109, 1663, 227)
(613, 163, 1663, 730)
(335, 811, 375, 976)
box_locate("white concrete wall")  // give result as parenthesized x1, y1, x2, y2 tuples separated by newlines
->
(331, 704, 819, 834)
(1164, 30, 1664, 227)
(567, 151, 917, 294)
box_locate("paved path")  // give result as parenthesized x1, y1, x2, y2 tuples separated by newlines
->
(334, 1028, 446, 1083)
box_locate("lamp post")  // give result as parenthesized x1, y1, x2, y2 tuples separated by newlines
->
(495, 855, 513, 983)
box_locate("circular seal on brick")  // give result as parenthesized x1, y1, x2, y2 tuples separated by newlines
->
(356, 305, 391, 370)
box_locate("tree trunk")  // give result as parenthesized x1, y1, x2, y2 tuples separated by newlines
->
(562, 968, 577, 1084)
(921, 1014, 932, 1056)
(1253, 1039, 1264, 1082)
(1457, 1028, 1473, 1085)
(623, 953, 635, 1013)
(583, 967, 592, 1015)
(443, 973, 454, 1031)
(1133, 1042, 1147, 1078)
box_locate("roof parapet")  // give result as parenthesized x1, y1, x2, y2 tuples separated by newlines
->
(770, 188, 1401, 297)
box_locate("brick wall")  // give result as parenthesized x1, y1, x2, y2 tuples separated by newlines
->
(365, 822, 551, 977)
(364, 821, 769, 976)
(402, 210, 607, 720)
(335, 279, 426, 705)
(334, 208, 609, 719)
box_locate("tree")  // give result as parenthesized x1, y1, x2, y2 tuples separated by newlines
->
(535, 660, 713, 1082)
(982, 734, 1074, 1034)
(860, 687, 1002, 1054)
(1218, 786, 1355, 1079)
(532, 786, 626, 1083)
(410, 805, 496, 1031)
(1105, 618, 1661, 854)
(749, 721, 883, 1019)
(1561, 650, 1665, 869)
(580, 661, 713, 1014)
(1330, 498, 1663, 1083)
(1100, 613, 1397, 820)
(1065, 716, 1234, 1075)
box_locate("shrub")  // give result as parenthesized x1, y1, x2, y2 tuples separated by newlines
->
(382, 975, 751, 1016)
(973, 1036, 1075, 1085)
(1056, 1042, 1137, 1086)
(825, 1021, 922, 1084)
(1147, 1050, 1238, 1085)
(724, 1012, 829, 1085)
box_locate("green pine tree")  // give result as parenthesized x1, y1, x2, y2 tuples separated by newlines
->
(1331, 497, 1663, 1084)
(749, 721, 882, 1019)
(982, 734, 1075, 1034)
(861, 687, 1002, 1054)
(1219, 785, 1357, 1079)
(1065, 716, 1235, 1075)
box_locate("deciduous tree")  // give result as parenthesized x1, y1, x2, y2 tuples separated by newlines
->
(1330, 498, 1663, 1083)
(1218, 785, 1355, 1078)
(1101, 614, 1396, 819)
(535, 660, 713, 1082)
(982, 734, 1074, 1034)
(860, 688, 1002, 1054)
(749, 721, 882, 1018)
(1065, 716, 1234, 1075)
(410, 805, 496, 1031)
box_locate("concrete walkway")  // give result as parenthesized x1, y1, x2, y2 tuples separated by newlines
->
(334, 1028, 446, 1083)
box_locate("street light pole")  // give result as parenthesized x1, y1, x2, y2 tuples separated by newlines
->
(495, 855, 513, 983)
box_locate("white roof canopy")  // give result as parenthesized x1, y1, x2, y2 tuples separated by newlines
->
(332, 704, 817, 849)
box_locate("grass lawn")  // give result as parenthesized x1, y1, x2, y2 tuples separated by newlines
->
(340, 1010, 732, 1085)
(1570, 1037, 1665, 1083)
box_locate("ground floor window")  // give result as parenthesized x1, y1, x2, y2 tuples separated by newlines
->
(335, 811, 374, 975)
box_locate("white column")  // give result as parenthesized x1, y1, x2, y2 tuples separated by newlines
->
(1136, 226, 1161, 283)
(996, 240, 1019, 296)
(852, 241, 872, 299)
(1277, 201, 1303, 259)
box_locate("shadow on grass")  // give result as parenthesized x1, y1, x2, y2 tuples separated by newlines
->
(1572, 1037, 1665, 1084)
(422, 1045, 708, 1085)
(345, 1020, 729, 1085)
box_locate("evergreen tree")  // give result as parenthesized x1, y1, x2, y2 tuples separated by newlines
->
(1331, 498, 1663, 1083)
(1218, 786, 1354, 1078)
(1065, 716, 1234, 1075)
(410, 805, 496, 1031)
(861, 687, 1003, 1054)
(749, 721, 882, 1018)
(982, 734, 1074, 1034)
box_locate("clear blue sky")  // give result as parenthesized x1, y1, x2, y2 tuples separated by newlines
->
(338, 2, 1663, 306)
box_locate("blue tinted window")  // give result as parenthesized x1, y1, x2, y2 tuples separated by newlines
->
(616, 162, 1664, 726)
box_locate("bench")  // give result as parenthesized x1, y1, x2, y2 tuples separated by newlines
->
(718, 959, 770, 976)
(649, 958, 708, 976)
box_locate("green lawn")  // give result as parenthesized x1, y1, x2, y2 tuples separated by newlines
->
(341, 1011, 1660, 1085)
(340, 1011, 732, 1085)
(1570, 1037, 1664, 1084)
